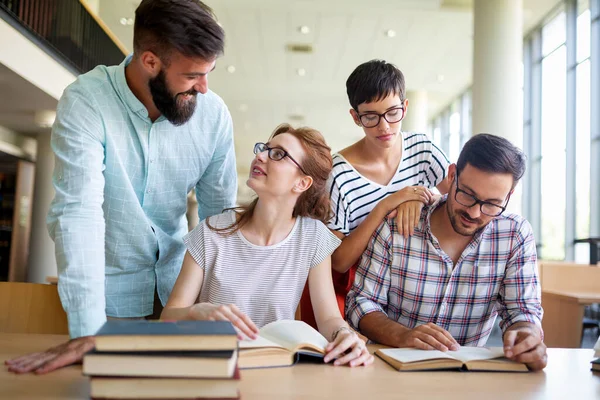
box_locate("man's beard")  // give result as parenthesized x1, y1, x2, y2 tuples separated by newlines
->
(149, 69, 197, 126)
(446, 200, 485, 237)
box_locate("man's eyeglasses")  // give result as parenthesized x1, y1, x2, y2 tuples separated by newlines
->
(357, 107, 405, 128)
(454, 176, 510, 217)
(253, 143, 307, 175)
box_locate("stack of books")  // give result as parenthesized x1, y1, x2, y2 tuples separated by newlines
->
(83, 320, 239, 399)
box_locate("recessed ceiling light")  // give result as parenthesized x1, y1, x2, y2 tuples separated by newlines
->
(298, 25, 310, 34)
(385, 29, 396, 38)
(120, 17, 128, 25)
(437, 74, 445, 82)
(288, 114, 305, 122)
(296, 68, 306, 77)
(226, 65, 236, 73)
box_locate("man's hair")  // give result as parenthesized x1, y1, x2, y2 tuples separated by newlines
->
(346, 59, 406, 110)
(456, 134, 526, 187)
(134, 0, 224, 63)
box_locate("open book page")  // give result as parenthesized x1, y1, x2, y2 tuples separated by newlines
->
(239, 335, 283, 350)
(378, 348, 458, 363)
(256, 320, 329, 353)
(378, 347, 506, 364)
(446, 347, 506, 363)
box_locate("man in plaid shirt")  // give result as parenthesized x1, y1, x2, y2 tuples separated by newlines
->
(346, 134, 547, 371)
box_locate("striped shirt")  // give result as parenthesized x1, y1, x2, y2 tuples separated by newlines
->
(346, 196, 542, 346)
(184, 211, 341, 328)
(329, 133, 449, 234)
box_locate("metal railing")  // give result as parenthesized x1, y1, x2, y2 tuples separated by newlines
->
(0, 0, 126, 74)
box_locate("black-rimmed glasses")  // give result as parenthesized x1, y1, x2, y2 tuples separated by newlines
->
(357, 107, 405, 128)
(253, 143, 307, 175)
(454, 176, 510, 217)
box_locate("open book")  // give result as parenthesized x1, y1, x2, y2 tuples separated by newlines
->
(238, 320, 329, 369)
(376, 347, 528, 372)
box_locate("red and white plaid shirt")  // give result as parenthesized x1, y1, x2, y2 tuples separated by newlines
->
(346, 197, 542, 346)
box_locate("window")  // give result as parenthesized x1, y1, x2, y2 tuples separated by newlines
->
(539, 12, 567, 260)
(448, 111, 461, 162)
(433, 124, 441, 148)
(575, 6, 592, 262)
(542, 12, 566, 56)
(577, 8, 591, 62)
(540, 45, 567, 260)
(429, 3, 599, 262)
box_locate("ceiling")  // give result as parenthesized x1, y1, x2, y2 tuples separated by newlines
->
(96, 0, 560, 176)
(0, 63, 57, 136)
(0, 0, 561, 183)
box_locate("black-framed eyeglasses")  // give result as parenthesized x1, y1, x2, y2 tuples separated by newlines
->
(253, 142, 307, 175)
(357, 106, 405, 128)
(454, 175, 510, 217)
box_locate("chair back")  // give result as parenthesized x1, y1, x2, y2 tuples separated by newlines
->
(0, 282, 68, 334)
(538, 261, 600, 292)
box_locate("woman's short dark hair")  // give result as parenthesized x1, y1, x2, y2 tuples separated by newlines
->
(134, 0, 224, 63)
(346, 59, 406, 110)
(456, 134, 526, 187)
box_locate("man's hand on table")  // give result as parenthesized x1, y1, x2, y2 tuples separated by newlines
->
(5, 336, 95, 374)
(503, 324, 547, 371)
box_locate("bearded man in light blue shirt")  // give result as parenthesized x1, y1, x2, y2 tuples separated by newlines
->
(6, 0, 237, 374)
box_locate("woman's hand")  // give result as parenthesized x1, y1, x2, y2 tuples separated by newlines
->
(395, 200, 425, 237)
(380, 186, 434, 216)
(323, 327, 374, 367)
(189, 303, 259, 340)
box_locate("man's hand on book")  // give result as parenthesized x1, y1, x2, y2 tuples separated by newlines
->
(5, 336, 95, 374)
(323, 329, 374, 367)
(190, 303, 259, 340)
(397, 323, 460, 352)
(503, 324, 547, 371)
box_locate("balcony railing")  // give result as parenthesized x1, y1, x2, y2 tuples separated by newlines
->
(0, 0, 127, 74)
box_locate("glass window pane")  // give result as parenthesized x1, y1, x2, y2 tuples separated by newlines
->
(519, 62, 525, 89)
(577, 8, 590, 62)
(576, 60, 591, 240)
(540, 45, 566, 260)
(448, 112, 460, 162)
(433, 127, 441, 147)
(542, 12, 566, 57)
(460, 92, 472, 147)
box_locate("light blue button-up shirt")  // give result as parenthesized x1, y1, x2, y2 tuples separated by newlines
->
(47, 56, 237, 338)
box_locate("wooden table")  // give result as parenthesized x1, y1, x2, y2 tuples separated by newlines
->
(1, 333, 599, 400)
(542, 289, 600, 348)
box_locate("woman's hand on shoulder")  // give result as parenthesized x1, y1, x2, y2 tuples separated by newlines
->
(323, 327, 374, 367)
(380, 186, 434, 215)
(189, 303, 259, 340)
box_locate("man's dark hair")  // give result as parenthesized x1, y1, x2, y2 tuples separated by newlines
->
(346, 60, 406, 110)
(134, 0, 224, 63)
(456, 134, 526, 187)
